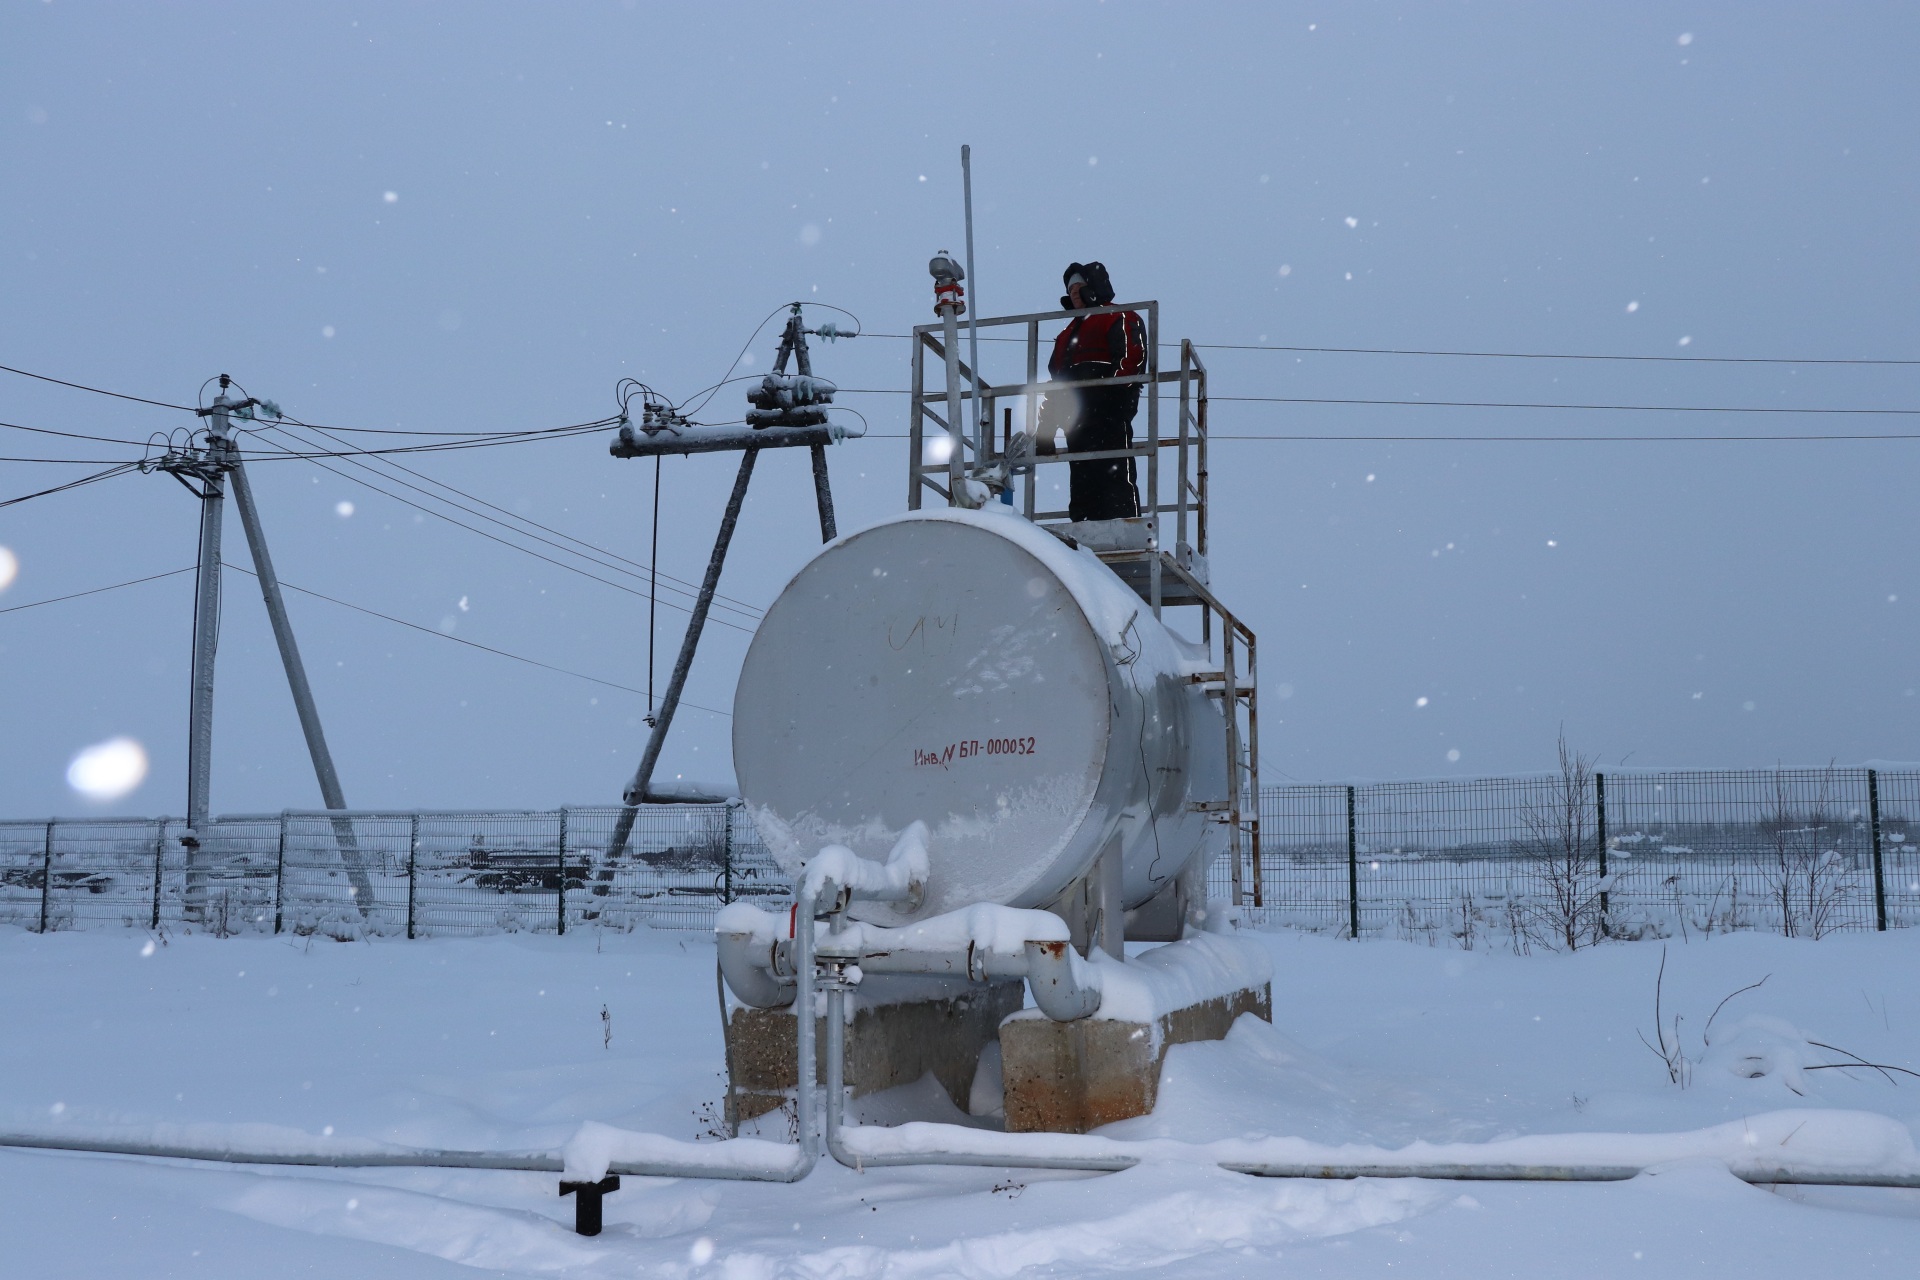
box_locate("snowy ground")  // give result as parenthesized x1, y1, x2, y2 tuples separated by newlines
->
(5, 922, 1920, 1277)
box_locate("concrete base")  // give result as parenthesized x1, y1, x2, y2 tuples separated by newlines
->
(727, 977, 1024, 1124)
(999, 983, 1271, 1134)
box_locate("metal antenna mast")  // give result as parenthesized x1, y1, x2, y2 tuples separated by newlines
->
(149, 376, 372, 916)
(961, 144, 986, 461)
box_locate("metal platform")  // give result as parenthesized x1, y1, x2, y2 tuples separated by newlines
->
(906, 302, 1265, 906)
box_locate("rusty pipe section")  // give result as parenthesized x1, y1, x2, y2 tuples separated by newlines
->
(1020, 939, 1103, 1021)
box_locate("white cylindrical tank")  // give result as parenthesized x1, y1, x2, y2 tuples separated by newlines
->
(733, 508, 1227, 926)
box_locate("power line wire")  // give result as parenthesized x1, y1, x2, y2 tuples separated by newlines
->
(835, 387, 1920, 417)
(859, 332, 1920, 366)
(252, 421, 763, 623)
(0, 362, 197, 411)
(0, 566, 195, 615)
(1200, 431, 1920, 442)
(257, 415, 764, 619)
(678, 303, 796, 418)
(0, 462, 141, 509)
(869, 431, 1920, 442)
(1193, 342, 1920, 366)
(232, 420, 619, 460)
(0, 419, 152, 446)
(0, 455, 143, 464)
(237, 430, 760, 633)
(221, 560, 729, 717)
(1206, 395, 1920, 415)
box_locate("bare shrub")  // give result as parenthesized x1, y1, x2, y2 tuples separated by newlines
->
(1760, 767, 1852, 939)
(1517, 733, 1606, 950)
(1453, 890, 1480, 951)
(1638, 946, 1690, 1086)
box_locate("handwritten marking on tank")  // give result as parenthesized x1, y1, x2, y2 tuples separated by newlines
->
(886, 612, 960, 656)
(912, 738, 1037, 769)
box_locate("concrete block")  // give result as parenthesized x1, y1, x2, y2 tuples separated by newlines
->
(727, 977, 1024, 1124)
(1000, 983, 1270, 1133)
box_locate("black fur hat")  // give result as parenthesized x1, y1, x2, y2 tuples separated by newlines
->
(1062, 261, 1115, 308)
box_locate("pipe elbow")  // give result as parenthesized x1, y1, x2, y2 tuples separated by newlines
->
(717, 928, 796, 1009)
(1023, 939, 1102, 1021)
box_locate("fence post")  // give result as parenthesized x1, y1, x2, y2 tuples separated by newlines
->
(723, 801, 736, 905)
(1346, 786, 1360, 940)
(1868, 769, 1887, 932)
(406, 813, 419, 941)
(556, 808, 569, 936)
(151, 819, 166, 931)
(1595, 772, 1610, 938)
(272, 812, 287, 935)
(38, 819, 54, 934)
(1228, 812, 1245, 908)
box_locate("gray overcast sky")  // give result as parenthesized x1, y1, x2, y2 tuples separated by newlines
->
(2, 2, 1915, 817)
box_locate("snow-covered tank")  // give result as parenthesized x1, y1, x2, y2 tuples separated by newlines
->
(732, 508, 1227, 930)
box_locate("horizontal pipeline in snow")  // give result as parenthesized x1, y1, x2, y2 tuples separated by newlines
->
(0, 1132, 808, 1183)
(8, 1130, 1920, 1190)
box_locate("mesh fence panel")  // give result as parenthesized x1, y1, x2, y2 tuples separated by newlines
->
(1213, 785, 1350, 933)
(159, 816, 283, 936)
(0, 820, 54, 930)
(1223, 768, 1917, 945)
(46, 818, 168, 932)
(1878, 769, 1920, 929)
(8, 773, 1915, 943)
(1602, 769, 1877, 938)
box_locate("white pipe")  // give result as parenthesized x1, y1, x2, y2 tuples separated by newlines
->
(815, 1006, 1920, 1187)
(793, 875, 822, 1165)
(822, 984, 1133, 1174)
(720, 888, 1102, 1022)
(35, 855, 1920, 1200)
(0, 1132, 810, 1183)
(10, 1119, 1920, 1192)
(716, 921, 795, 1009)
(724, 929, 1103, 1021)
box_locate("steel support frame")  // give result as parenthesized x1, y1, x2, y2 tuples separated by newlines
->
(906, 312, 1252, 901)
(908, 302, 1179, 522)
(1152, 556, 1260, 910)
(606, 315, 846, 857)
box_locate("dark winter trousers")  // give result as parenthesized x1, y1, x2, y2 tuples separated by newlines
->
(1063, 393, 1141, 523)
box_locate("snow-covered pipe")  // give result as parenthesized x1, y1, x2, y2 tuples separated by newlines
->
(790, 873, 823, 1168)
(718, 899, 1104, 1021)
(0, 1132, 813, 1183)
(15, 1128, 1920, 1197)
(821, 983, 1132, 1175)
(715, 916, 795, 1010)
(718, 827, 931, 1010)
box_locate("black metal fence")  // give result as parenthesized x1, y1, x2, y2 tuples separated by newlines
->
(1216, 767, 1920, 947)
(0, 805, 784, 939)
(5, 767, 1916, 946)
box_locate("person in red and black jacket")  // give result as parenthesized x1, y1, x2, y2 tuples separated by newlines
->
(1039, 261, 1146, 521)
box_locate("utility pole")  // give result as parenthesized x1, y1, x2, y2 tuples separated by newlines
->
(178, 401, 231, 914)
(601, 307, 854, 861)
(148, 376, 373, 917)
(224, 424, 374, 911)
